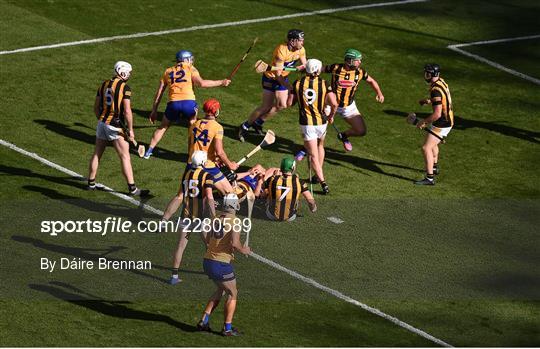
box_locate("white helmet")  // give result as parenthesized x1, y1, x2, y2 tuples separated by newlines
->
(114, 61, 132, 81)
(305, 58, 322, 75)
(191, 150, 207, 168)
(223, 193, 240, 211)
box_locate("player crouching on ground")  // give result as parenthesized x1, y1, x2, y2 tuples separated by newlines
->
(288, 58, 337, 194)
(260, 157, 316, 221)
(414, 63, 454, 186)
(88, 61, 149, 196)
(197, 194, 251, 337)
(219, 164, 268, 220)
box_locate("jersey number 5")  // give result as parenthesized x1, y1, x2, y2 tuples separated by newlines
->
(183, 179, 200, 198)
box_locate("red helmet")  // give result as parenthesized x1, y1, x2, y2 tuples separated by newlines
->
(203, 98, 221, 116)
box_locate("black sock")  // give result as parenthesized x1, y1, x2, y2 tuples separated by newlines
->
(426, 174, 434, 180)
(171, 268, 179, 277)
(88, 179, 96, 187)
(128, 183, 137, 192)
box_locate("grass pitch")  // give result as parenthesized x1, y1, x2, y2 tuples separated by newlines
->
(1, 0, 539, 346)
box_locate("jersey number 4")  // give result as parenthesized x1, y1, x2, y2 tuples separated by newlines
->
(193, 128, 209, 146)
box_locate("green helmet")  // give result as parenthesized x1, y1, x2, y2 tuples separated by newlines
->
(280, 157, 296, 173)
(344, 48, 362, 61)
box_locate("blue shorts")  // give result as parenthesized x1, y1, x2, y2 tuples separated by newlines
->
(261, 75, 289, 91)
(240, 175, 257, 190)
(185, 162, 225, 183)
(165, 100, 198, 122)
(203, 259, 235, 281)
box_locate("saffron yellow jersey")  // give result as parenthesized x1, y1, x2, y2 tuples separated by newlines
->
(161, 62, 200, 101)
(187, 119, 224, 164)
(264, 43, 306, 79)
(204, 212, 236, 263)
(96, 77, 131, 127)
(430, 78, 454, 128)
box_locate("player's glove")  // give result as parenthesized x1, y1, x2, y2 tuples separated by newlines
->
(221, 166, 237, 183)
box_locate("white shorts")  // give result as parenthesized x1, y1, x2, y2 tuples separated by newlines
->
(336, 101, 361, 119)
(300, 124, 327, 141)
(429, 125, 452, 138)
(96, 121, 122, 141)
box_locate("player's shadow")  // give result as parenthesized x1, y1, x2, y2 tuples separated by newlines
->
(34, 119, 186, 162)
(12, 235, 204, 283)
(220, 121, 419, 181)
(0, 164, 87, 190)
(29, 281, 199, 333)
(384, 109, 540, 144)
(22, 185, 157, 220)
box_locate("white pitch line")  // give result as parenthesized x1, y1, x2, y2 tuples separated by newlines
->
(0, 0, 428, 56)
(0, 138, 451, 347)
(327, 216, 345, 224)
(447, 35, 540, 86)
(0, 139, 162, 216)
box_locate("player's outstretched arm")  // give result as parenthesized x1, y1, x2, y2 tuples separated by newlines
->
(366, 76, 384, 103)
(192, 74, 230, 88)
(302, 191, 317, 213)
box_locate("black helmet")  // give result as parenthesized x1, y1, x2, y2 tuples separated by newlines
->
(287, 29, 304, 40)
(424, 63, 441, 77)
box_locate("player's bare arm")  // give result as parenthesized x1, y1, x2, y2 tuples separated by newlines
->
(302, 190, 317, 213)
(325, 92, 338, 120)
(94, 96, 101, 118)
(214, 138, 238, 171)
(417, 104, 442, 129)
(122, 98, 135, 141)
(192, 74, 231, 88)
(149, 81, 166, 124)
(231, 230, 251, 255)
(366, 75, 385, 103)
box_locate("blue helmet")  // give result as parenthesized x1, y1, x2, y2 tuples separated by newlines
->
(176, 50, 194, 63)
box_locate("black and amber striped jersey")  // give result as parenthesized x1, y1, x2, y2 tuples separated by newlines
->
(430, 78, 454, 128)
(264, 174, 308, 221)
(324, 64, 368, 108)
(181, 166, 214, 220)
(96, 77, 132, 127)
(292, 75, 332, 126)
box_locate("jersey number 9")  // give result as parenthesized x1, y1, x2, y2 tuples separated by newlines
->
(303, 88, 317, 105)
